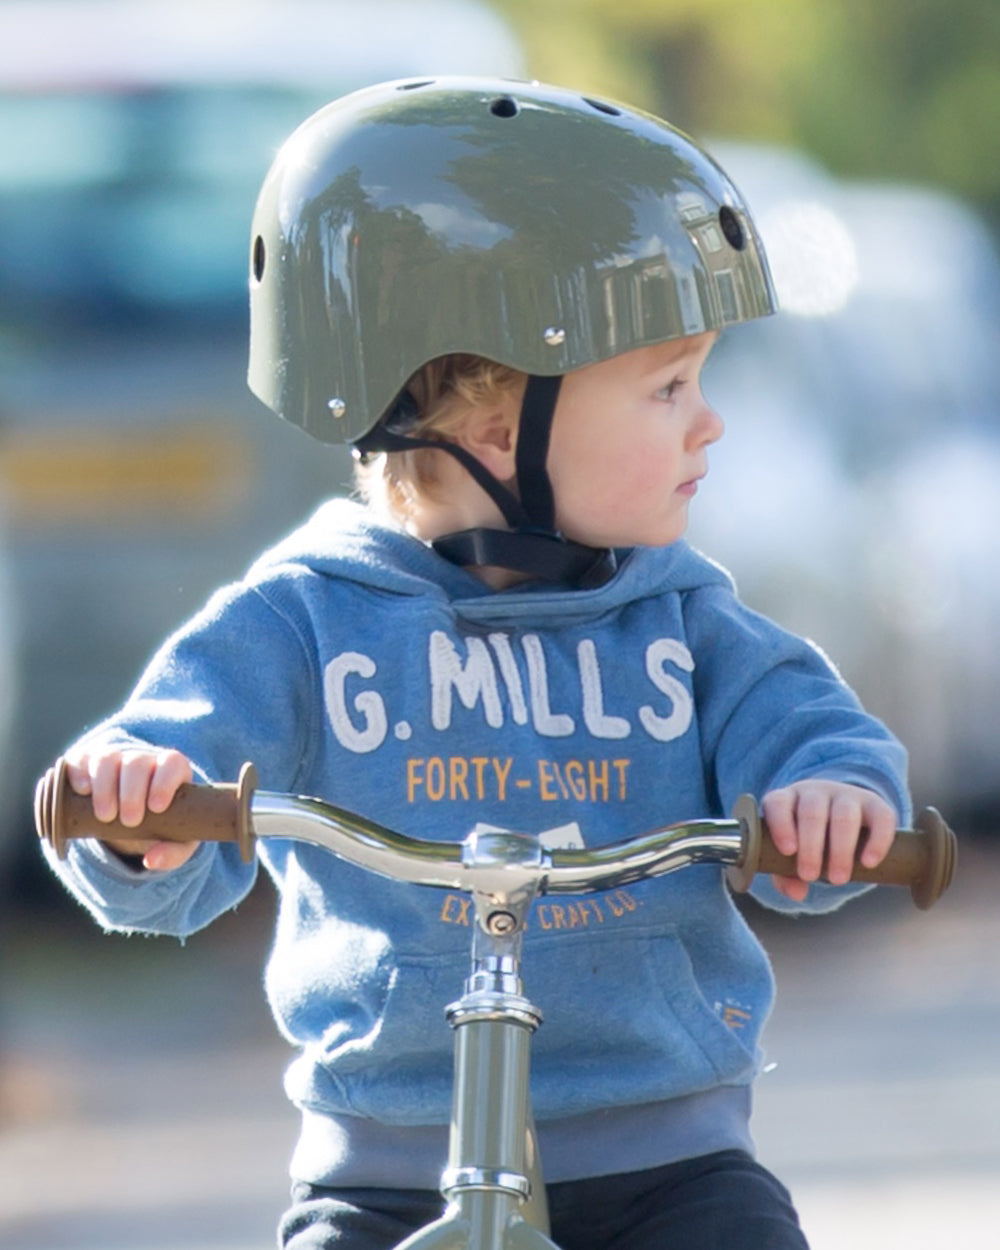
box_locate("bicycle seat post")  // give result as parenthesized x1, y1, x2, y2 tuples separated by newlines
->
(395, 829, 558, 1250)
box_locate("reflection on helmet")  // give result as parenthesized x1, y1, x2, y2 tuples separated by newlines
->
(248, 77, 776, 445)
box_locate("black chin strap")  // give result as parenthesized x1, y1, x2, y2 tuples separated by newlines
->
(513, 374, 560, 532)
(354, 375, 617, 588)
(432, 527, 616, 590)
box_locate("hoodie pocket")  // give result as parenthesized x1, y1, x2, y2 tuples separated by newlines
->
(523, 922, 762, 1120)
(308, 921, 765, 1126)
(319, 947, 470, 1125)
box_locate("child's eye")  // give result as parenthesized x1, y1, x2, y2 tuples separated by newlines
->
(655, 379, 685, 401)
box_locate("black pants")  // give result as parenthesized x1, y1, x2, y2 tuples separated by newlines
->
(279, 1150, 810, 1249)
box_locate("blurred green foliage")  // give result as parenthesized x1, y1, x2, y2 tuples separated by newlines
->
(494, 0, 1000, 224)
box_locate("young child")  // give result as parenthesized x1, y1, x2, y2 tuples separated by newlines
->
(43, 79, 908, 1250)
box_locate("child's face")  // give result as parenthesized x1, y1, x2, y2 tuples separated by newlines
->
(546, 331, 722, 549)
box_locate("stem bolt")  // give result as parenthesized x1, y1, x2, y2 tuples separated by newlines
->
(487, 910, 518, 935)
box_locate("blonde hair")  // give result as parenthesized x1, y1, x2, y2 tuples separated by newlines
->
(354, 354, 526, 523)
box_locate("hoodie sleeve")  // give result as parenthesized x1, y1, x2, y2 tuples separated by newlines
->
(42, 572, 322, 938)
(684, 583, 911, 915)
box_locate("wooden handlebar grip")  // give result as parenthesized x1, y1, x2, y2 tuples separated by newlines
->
(727, 793, 957, 910)
(34, 758, 258, 864)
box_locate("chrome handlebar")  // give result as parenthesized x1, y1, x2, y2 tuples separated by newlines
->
(35, 758, 957, 909)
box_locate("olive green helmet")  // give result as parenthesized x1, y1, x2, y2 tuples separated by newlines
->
(247, 76, 776, 444)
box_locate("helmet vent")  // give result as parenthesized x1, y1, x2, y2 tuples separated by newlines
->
(718, 206, 746, 251)
(583, 97, 621, 117)
(252, 235, 266, 282)
(397, 79, 435, 91)
(489, 95, 520, 118)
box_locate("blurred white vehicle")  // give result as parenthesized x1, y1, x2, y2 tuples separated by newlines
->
(691, 145, 1000, 818)
(0, 0, 524, 878)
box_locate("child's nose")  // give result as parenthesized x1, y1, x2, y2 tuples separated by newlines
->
(689, 398, 724, 447)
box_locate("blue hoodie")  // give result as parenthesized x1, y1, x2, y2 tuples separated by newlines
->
(45, 499, 909, 1187)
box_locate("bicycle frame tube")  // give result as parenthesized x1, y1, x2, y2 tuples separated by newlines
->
(393, 832, 559, 1250)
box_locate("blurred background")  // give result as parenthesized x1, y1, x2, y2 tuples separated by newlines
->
(1, 1, 998, 1247)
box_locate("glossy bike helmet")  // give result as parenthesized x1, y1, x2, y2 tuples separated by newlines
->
(248, 77, 776, 585)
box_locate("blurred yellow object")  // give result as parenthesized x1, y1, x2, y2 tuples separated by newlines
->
(0, 423, 252, 524)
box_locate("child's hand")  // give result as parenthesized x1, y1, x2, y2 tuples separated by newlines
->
(761, 780, 897, 902)
(64, 746, 198, 871)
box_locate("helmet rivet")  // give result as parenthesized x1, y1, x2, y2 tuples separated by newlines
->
(327, 398, 347, 419)
(543, 327, 566, 346)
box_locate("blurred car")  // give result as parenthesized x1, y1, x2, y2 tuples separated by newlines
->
(0, 0, 524, 881)
(690, 143, 1000, 820)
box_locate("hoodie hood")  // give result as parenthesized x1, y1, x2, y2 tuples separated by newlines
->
(249, 498, 735, 627)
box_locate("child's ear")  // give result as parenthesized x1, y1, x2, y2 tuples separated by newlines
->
(455, 400, 518, 481)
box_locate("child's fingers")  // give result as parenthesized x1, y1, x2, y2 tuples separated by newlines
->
(770, 873, 810, 902)
(55, 745, 199, 872)
(761, 788, 797, 856)
(61, 747, 194, 825)
(785, 786, 830, 883)
(762, 782, 900, 895)
(147, 750, 194, 813)
(143, 840, 199, 872)
(88, 753, 127, 823)
(762, 788, 814, 901)
(117, 753, 159, 828)
(63, 752, 94, 796)
(824, 792, 865, 885)
(859, 796, 898, 868)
